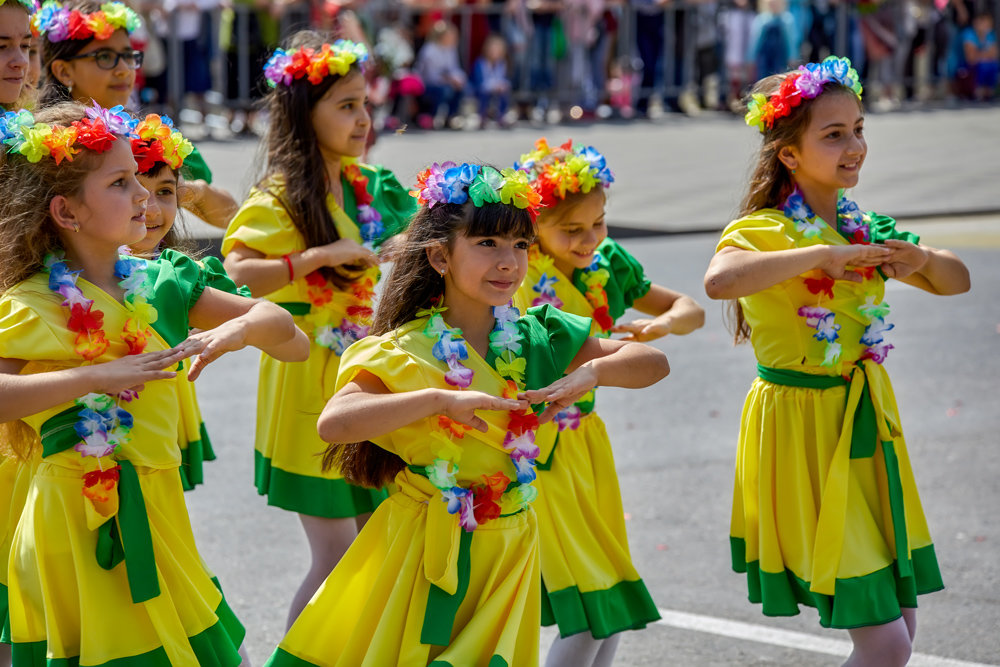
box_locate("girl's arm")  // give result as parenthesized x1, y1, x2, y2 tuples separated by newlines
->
(522, 337, 670, 423)
(880, 240, 971, 295)
(185, 288, 310, 380)
(0, 346, 195, 422)
(611, 284, 706, 341)
(178, 180, 239, 229)
(317, 370, 528, 444)
(703, 243, 892, 300)
(223, 240, 379, 298)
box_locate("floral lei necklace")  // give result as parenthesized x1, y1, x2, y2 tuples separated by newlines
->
(528, 245, 613, 334)
(44, 251, 158, 502)
(416, 301, 539, 532)
(302, 163, 385, 354)
(784, 188, 895, 367)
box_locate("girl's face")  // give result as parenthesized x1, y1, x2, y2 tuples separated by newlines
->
(311, 70, 371, 163)
(535, 189, 608, 276)
(439, 233, 531, 311)
(63, 138, 149, 253)
(53, 29, 137, 108)
(0, 4, 31, 105)
(130, 167, 178, 255)
(784, 91, 866, 199)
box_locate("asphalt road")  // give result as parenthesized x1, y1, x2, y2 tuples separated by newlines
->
(180, 112, 1000, 665)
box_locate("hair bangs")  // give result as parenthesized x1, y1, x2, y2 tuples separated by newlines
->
(461, 202, 535, 241)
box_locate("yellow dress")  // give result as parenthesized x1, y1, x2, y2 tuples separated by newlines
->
(513, 238, 660, 638)
(0, 259, 244, 664)
(221, 165, 415, 518)
(719, 208, 943, 628)
(267, 305, 591, 667)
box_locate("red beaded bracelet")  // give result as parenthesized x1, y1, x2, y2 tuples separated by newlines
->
(282, 254, 295, 282)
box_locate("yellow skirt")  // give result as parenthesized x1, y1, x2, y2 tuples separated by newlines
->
(8, 462, 244, 665)
(0, 455, 36, 643)
(268, 491, 540, 666)
(254, 346, 387, 518)
(175, 361, 216, 491)
(535, 413, 659, 638)
(731, 378, 943, 628)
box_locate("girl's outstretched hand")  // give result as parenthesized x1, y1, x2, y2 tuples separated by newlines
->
(442, 390, 529, 433)
(819, 243, 892, 282)
(319, 238, 380, 269)
(91, 343, 197, 395)
(611, 318, 670, 342)
(184, 321, 251, 381)
(519, 364, 600, 424)
(879, 239, 929, 280)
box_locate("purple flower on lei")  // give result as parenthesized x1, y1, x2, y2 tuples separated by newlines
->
(861, 342, 894, 364)
(532, 293, 564, 308)
(504, 430, 540, 460)
(554, 406, 581, 431)
(794, 68, 825, 98)
(444, 355, 474, 389)
(85, 102, 136, 136)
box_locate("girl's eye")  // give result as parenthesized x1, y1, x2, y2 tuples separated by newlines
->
(827, 131, 841, 140)
(112, 178, 125, 187)
(515, 241, 530, 250)
(855, 126, 865, 136)
(478, 238, 497, 247)
(157, 188, 175, 197)
(565, 227, 582, 236)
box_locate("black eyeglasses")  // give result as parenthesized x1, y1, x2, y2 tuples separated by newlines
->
(66, 49, 143, 71)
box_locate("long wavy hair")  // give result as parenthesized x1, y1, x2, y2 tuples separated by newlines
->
(322, 196, 535, 488)
(38, 0, 103, 108)
(728, 75, 862, 344)
(0, 101, 119, 458)
(259, 30, 367, 289)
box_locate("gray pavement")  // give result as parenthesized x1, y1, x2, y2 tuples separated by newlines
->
(180, 114, 1000, 665)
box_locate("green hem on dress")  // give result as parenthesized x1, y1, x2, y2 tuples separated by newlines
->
(179, 422, 218, 491)
(540, 577, 661, 639)
(9, 596, 245, 666)
(254, 450, 388, 518)
(266, 649, 509, 667)
(430, 657, 508, 667)
(0, 582, 9, 644)
(730, 536, 944, 628)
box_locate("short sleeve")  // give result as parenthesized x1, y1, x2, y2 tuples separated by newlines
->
(521, 304, 592, 390)
(180, 144, 213, 184)
(0, 294, 73, 361)
(335, 333, 428, 395)
(144, 253, 207, 346)
(602, 239, 652, 308)
(867, 213, 920, 245)
(716, 210, 797, 253)
(221, 188, 304, 258)
(364, 164, 418, 241)
(200, 255, 252, 297)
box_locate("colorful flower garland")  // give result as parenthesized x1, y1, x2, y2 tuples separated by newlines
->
(0, 103, 133, 164)
(36, 1, 141, 42)
(418, 302, 539, 532)
(411, 162, 543, 222)
(515, 138, 614, 210)
(44, 251, 157, 501)
(263, 39, 368, 88)
(785, 188, 894, 367)
(745, 56, 863, 133)
(131, 114, 193, 174)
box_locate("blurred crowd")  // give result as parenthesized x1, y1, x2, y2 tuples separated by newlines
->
(129, 0, 1000, 134)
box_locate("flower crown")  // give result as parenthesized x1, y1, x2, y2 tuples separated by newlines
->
(745, 56, 863, 133)
(1, 0, 37, 15)
(515, 138, 614, 210)
(264, 39, 368, 88)
(0, 102, 134, 164)
(36, 1, 141, 43)
(410, 162, 543, 221)
(131, 114, 193, 174)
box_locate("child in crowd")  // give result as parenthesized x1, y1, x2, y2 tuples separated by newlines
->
(471, 33, 512, 126)
(267, 161, 670, 666)
(414, 20, 467, 129)
(514, 138, 705, 666)
(704, 57, 970, 666)
(222, 33, 416, 629)
(957, 10, 999, 100)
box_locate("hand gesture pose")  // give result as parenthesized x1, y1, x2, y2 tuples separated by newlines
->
(441, 390, 529, 432)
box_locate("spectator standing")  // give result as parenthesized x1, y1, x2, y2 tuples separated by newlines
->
(563, 0, 604, 114)
(633, 0, 668, 115)
(157, 0, 219, 120)
(472, 32, 513, 123)
(414, 20, 467, 128)
(528, 0, 563, 115)
(748, 0, 797, 79)
(723, 0, 755, 110)
(957, 9, 999, 99)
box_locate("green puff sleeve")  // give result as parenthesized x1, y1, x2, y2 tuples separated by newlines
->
(521, 304, 593, 390)
(601, 238, 652, 310)
(867, 213, 921, 245)
(201, 255, 252, 297)
(358, 164, 418, 241)
(180, 144, 213, 184)
(145, 252, 209, 347)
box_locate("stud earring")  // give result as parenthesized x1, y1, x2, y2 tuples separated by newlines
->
(791, 168, 797, 175)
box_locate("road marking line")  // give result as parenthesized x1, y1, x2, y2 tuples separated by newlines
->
(654, 608, 996, 666)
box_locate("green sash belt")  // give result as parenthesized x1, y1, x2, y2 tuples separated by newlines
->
(756, 364, 912, 582)
(39, 411, 162, 604)
(275, 301, 311, 316)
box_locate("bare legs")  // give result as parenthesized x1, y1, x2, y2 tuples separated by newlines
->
(284, 512, 371, 629)
(546, 633, 622, 667)
(844, 609, 917, 667)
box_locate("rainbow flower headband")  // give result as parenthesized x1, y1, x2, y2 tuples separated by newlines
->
(411, 162, 543, 221)
(0, 103, 134, 164)
(515, 138, 614, 210)
(1, 0, 37, 14)
(36, 1, 141, 42)
(131, 114, 193, 174)
(745, 56, 863, 133)
(264, 40, 368, 88)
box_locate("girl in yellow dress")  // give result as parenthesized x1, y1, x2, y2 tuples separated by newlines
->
(513, 138, 705, 666)
(222, 33, 417, 627)
(703, 57, 970, 666)
(267, 162, 671, 666)
(0, 102, 309, 665)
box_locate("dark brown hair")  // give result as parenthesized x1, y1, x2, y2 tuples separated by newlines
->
(322, 194, 535, 488)
(259, 30, 367, 289)
(728, 74, 862, 343)
(39, 0, 103, 108)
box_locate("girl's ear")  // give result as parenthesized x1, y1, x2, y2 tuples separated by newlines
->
(49, 59, 73, 89)
(425, 243, 449, 276)
(777, 145, 798, 172)
(49, 195, 79, 233)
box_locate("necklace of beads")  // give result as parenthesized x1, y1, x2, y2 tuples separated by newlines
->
(418, 302, 539, 532)
(784, 188, 895, 367)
